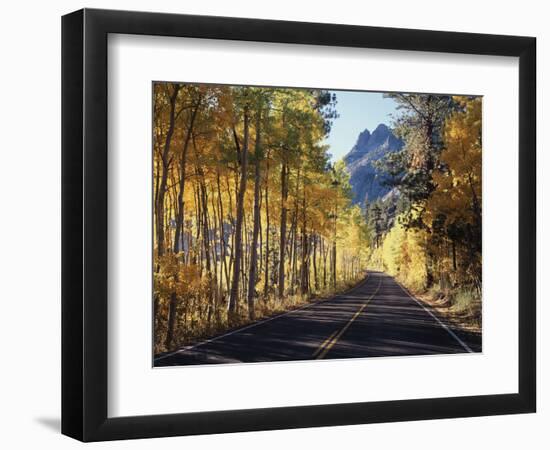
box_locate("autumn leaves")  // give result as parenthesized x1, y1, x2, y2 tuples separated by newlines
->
(153, 84, 367, 352)
(368, 95, 482, 312)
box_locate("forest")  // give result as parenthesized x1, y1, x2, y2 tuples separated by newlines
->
(153, 83, 482, 355)
(366, 94, 482, 328)
(153, 84, 369, 353)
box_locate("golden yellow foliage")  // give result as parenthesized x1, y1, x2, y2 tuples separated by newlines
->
(425, 96, 481, 228)
(376, 218, 428, 291)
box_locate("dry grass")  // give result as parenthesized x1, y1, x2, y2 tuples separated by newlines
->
(155, 276, 366, 355)
(416, 286, 482, 333)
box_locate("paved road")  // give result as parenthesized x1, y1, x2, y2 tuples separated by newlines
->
(154, 271, 481, 367)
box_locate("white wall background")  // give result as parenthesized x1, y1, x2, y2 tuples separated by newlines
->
(0, 0, 546, 448)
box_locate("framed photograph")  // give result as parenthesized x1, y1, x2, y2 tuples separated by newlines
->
(62, 8, 536, 441)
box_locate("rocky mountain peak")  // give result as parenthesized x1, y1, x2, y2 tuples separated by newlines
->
(343, 124, 403, 206)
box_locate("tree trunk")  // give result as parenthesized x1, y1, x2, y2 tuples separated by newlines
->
(264, 156, 270, 298)
(225, 174, 235, 292)
(156, 83, 180, 258)
(173, 96, 201, 254)
(277, 161, 289, 299)
(300, 230, 309, 295)
(322, 238, 327, 289)
(228, 107, 250, 319)
(332, 239, 337, 289)
(160, 84, 181, 351)
(216, 172, 230, 293)
(452, 239, 457, 271)
(247, 107, 262, 320)
(312, 234, 319, 291)
(300, 189, 308, 295)
(200, 178, 217, 322)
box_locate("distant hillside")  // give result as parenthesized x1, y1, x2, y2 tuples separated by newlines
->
(343, 124, 403, 206)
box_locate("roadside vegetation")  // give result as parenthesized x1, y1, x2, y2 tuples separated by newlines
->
(366, 95, 482, 332)
(153, 84, 370, 354)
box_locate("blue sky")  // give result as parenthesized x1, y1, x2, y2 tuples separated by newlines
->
(324, 91, 399, 162)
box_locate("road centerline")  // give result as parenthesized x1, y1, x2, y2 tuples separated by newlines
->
(312, 330, 338, 357)
(316, 277, 382, 360)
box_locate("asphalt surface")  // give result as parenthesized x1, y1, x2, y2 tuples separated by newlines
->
(154, 271, 481, 367)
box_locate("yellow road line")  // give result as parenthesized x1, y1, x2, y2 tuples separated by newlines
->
(312, 330, 338, 357)
(311, 275, 375, 358)
(316, 277, 382, 360)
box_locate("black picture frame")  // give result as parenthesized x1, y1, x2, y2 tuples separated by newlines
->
(62, 8, 536, 442)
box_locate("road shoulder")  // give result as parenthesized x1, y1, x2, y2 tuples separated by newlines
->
(396, 281, 482, 352)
